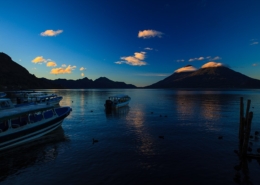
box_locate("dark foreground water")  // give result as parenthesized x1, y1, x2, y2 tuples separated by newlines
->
(1, 89, 260, 185)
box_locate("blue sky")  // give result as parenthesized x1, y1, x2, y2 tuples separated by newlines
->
(1, 0, 260, 87)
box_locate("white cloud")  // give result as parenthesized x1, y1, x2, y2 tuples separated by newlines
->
(118, 52, 147, 66)
(32, 56, 46, 63)
(50, 65, 76, 74)
(252, 63, 258, 66)
(144, 47, 153, 50)
(177, 59, 185, 62)
(40, 30, 63, 36)
(46, 61, 57, 67)
(81, 73, 84, 77)
(201, 61, 224, 68)
(210, 56, 222, 61)
(189, 56, 221, 62)
(174, 65, 197, 73)
(250, 41, 259, 45)
(189, 57, 205, 62)
(80, 67, 86, 71)
(138, 30, 163, 38)
(61, 64, 67, 67)
(115, 61, 125, 64)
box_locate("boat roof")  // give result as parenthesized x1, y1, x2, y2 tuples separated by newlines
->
(27, 92, 47, 97)
(109, 94, 129, 98)
(34, 94, 59, 99)
(0, 104, 54, 121)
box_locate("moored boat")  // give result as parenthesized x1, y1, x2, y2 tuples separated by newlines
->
(27, 93, 63, 106)
(0, 98, 71, 151)
(15, 92, 62, 106)
(104, 94, 131, 110)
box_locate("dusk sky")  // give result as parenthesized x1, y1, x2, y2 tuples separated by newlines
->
(1, 0, 260, 87)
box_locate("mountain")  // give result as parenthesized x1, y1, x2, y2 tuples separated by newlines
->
(0, 52, 62, 90)
(0, 52, 136, 89)
(146, 66, 260, 88)
(46, 77, 136, 88)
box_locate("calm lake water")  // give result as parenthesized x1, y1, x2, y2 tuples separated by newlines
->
(1, 89, 260, 185)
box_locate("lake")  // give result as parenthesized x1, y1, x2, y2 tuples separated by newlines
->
(1, 89, 260, 185)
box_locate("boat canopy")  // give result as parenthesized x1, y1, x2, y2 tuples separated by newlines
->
(109, 94, 129, 99)
(0, 104, 54, 121)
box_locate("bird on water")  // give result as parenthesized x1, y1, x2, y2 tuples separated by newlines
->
(93, 138, 99, 143)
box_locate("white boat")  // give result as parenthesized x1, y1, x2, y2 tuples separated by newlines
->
(16, 92, 62, 106)
(0, 98, 72, 151)
(104, 94, 131, 110)
(28, 93, 62, 106)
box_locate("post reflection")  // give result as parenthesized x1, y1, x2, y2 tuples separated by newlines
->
(0, 127, 69, 182)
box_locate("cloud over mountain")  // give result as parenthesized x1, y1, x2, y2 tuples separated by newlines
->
(174, 65, 197, 73)
(201, 62, 225, 68)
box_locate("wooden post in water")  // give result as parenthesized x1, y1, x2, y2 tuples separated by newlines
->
(242, 111, 253, 158)
(239, 97, 244, 140)
(245, 99, 251, 127)
(239, 97, 245, 153)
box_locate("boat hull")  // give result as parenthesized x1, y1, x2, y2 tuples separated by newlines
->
(0, 107, 71, 151)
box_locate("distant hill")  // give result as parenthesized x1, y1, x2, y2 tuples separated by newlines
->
(146, 66, 260, 88)
(0, 52, 136, 89)
(42, 77, 136, 89)
(0, 52, 62, 90)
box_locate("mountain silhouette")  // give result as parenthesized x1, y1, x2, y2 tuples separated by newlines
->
(47, 77, 136, 88)
(0, 52, 136, 89)
(0, 52, 62, 90)
(146, 66, 260, 88)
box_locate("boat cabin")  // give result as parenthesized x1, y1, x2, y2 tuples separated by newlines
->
(108, 95, 130, 103)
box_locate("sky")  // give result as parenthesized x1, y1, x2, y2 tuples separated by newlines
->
(1, 0, 260, 87)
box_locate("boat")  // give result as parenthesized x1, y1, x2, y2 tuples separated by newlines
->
(27, 93, 63, 106)
(16, 92, 62, 106)
(104, 94, 131, 110)
(0, 98, 72, 151)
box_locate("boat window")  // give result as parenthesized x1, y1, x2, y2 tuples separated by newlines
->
(20, 115, 28, 126)
(34, 112, 43, 121)
(44, 109, 54, 119)
(0, 120, 8, 132)
(11, 118, 21, 128)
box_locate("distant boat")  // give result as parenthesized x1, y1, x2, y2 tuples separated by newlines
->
(104, 94, 131, 110)
(15, 92, 62, 106)
(27, 93, 63, 106)
(0, 98, 72, 151)
(0, 92, 6, 98)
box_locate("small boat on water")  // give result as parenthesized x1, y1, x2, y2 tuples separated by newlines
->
(0, 98, 72, 151)
(104, 94, 131, 110)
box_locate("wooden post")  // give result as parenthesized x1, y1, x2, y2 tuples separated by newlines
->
(245, 100, 251, 127)
(239, 97, 244, 153)
(242, 111, 253, 158)
(239, 97, 244, 140)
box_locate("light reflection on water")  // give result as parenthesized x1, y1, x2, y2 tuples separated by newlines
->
(1, 89, 260, 185)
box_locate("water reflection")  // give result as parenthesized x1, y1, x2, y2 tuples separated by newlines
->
(0, 127, 69, 182)
(105, 106, 130, 118)
(125, 105, 155, 168)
